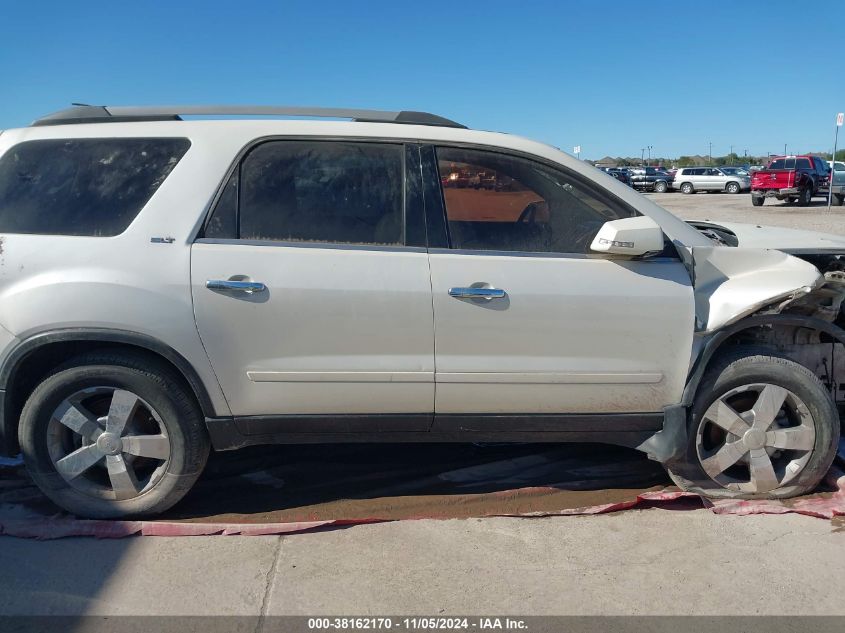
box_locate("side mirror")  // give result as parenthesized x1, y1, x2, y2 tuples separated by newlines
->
(590, 216, 665, 257)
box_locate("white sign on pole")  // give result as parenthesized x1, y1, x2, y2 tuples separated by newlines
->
(573, 145, 581, 154)
(838, 113, 844, 127)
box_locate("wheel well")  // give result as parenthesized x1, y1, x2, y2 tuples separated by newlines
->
(685, 316, 845, 414)
(2, 340, 209, 456)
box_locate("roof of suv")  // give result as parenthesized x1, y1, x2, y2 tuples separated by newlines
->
(31, 105, 468, 129)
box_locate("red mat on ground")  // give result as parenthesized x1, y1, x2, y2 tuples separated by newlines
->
(1, 443, 843, 539)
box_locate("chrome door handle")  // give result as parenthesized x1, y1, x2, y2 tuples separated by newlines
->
(206, 279, 266, 294)
(448, 287, 506, 300)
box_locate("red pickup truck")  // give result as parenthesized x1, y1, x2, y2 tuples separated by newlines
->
(751, 155, 830, 207)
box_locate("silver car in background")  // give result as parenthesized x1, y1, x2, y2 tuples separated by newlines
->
(673, 167, 751, 194)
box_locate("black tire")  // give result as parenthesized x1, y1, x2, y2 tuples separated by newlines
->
(797, 186, 812, 207)
(666, 348, 839, 500)
(726, 182, 740, 194)
(751, 195, 764, 207)
(680, 182, 694, 194)
(835, 193, 844, 207)
(20, 351, 210, 518)
(654, 180, 668, 193)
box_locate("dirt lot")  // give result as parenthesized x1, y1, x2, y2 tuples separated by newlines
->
(645, 191, 845, 235)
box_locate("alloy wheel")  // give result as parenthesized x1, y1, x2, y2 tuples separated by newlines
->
(46, 387, 171, 501)
(696, 383, 816, 493)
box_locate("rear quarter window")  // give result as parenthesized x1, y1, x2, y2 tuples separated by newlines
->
(0, 138, 190, 236)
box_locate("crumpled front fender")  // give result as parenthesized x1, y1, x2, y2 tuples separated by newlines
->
(691, 246, 823, 332)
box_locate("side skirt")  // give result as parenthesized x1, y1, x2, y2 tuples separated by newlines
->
(205, 412, 668, 456)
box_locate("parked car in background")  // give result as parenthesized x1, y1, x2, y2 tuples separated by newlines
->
(751, 155, 830, 207)
(830, 163, 845, 206)
(0, 104, 842, 519)
(720, 166, 750, 178)
(600, 167, 632, 186)
(629, 166, 672, 193)
(673, 167, 751, 194)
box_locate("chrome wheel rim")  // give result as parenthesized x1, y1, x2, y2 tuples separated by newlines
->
(696, 383, 816, 493)
(47, 387, 171, 501)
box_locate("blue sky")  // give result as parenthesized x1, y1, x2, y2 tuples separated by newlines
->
(1, 0, 843, 159)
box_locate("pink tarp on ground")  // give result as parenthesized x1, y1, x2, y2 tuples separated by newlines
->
(1, 443, 843, 539)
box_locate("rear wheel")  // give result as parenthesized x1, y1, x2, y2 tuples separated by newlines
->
(680, 182, 694, 194)
(20, 352, 210, 518)
(751, 195, 764, 207)
(726, 182, 740, 194)
(667, 349, 839, 499)
(797, 186, 813, 207)
(835, 193, 844, 206)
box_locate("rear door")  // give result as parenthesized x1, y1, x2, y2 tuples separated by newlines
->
(424, 145, 695, 417)
(191, 140, 435, 426)
(703, 168, 722, 190)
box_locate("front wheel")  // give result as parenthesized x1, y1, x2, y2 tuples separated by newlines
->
(654, 180, 668, 193)
(751, 195, 764, 206)
(20, 352, 210, 518)
(666, 350, 839, 500)
(726, 182, 740, 194)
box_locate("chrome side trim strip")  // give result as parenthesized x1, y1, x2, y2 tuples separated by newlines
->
(247, 371, 435, 383)
(435, 372, 664, 384)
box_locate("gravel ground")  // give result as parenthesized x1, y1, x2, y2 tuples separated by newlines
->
(644, 191, 845, 235)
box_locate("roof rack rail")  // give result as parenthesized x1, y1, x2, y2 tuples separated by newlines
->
(31, 105, 467, 129)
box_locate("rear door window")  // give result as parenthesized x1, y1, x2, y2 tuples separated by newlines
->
(0, 138, 190, 236)
(209, 141, 405, 245)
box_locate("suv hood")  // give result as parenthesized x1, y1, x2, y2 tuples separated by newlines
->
(688, 220, 845, 253)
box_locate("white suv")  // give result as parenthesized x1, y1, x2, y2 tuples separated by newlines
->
(673, 167, 751, 194)
(0, 105, 841, 518)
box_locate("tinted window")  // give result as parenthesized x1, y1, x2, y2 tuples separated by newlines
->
(690, 168, 705, 175)
(205, 169, 238, 239)
(0, 138, 190, 236)
(796, 158, 811, 169)
(769, 158, 796, 169)
(436, 147, 637, 254)
(238, 141, 404, 245)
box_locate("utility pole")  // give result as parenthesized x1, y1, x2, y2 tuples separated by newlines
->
(640, 148, 645, 166)
(729, 145, 734, 164)
(708, 142, 712, 166)
(784, 143, 788, 156)
(828, 113, 843, 211)
(647, 145, 652, 166)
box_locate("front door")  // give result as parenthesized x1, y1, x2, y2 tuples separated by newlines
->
(191, 140, 434, 426)
(425, 146, 695, 416)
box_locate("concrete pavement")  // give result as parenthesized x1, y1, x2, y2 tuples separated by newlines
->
(2, 509, 843, 616)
